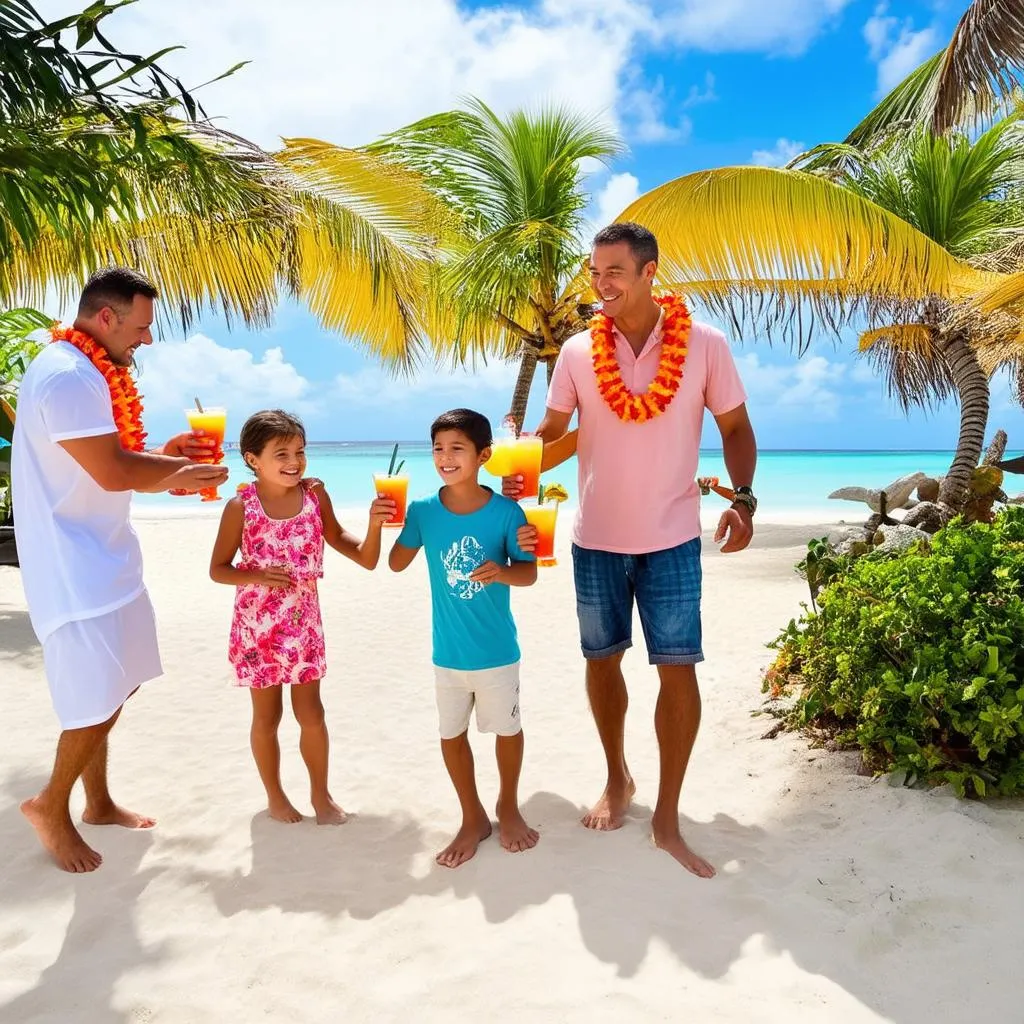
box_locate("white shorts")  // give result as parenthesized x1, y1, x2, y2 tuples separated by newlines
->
(434, 662, 522, 740)
(41, 590, 162, 730)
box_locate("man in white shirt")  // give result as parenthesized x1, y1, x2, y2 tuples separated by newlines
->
(14, 267, 228, 873)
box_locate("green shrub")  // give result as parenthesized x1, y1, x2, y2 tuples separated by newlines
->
(766, 507, 1024, 797)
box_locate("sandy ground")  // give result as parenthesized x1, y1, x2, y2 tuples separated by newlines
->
(1, 515, 1023, 1023)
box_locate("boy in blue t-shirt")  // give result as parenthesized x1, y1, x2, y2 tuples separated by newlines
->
(389, 408, 539, 869)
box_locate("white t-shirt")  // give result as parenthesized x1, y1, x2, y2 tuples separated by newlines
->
(12, 342, 144, 643)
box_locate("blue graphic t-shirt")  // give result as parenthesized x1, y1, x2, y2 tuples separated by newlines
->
(397, 488, 534, 671)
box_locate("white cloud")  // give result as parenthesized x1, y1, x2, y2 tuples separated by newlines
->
(33, 0, 851, 151)
(659, 0, 852, 55)
(622, 76, 693, 144)
(137, 334, 313, 415)
(864, 4, 939, 97)
(593, 172, 642, 229)
(332, 359, 519, 407)
(735, 352, 848, 419)
(683, 72, 718, 108)
(751, 137, 806, 167)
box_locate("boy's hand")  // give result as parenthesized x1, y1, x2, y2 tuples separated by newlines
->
(502, 474, 524, 499)
(369, 497, 397, 527)
(469, 561, 504, 585)
(258, 565, 293, 588)
(516, 524, 538, 552)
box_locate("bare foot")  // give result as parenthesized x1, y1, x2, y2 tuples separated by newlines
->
(581, 776, 636, 831)
(313, 796, 349, 826)
(267, 796, 304, 823)
(496, 803, 539, 853)
(436, 814, 492, 869)
(651, 818, 716, 878)
(82, 803, 156, 829)
(21, 797, 103, 873)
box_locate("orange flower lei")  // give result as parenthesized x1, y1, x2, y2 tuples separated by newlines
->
(591, 293, 691, 423)
(51, 326, 147, 452)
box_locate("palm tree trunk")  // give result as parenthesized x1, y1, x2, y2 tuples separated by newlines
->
(938, 332, 990, 510)
(546, 356, 556, 385)
(508, 346, 538, 433)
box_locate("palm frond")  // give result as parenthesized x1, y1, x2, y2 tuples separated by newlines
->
(858, 323, 954, 412)
(618, 166, 981, 352)
(932, 0, 1024, 134)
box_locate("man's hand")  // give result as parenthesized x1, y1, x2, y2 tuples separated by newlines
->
(161, 430, 219, 460)
(714, 505, 753, 554)
(502, 474, 525, 500)
(165, 463, 229, 493)
(516, 524, 538, 552)
(469, 561, 505, 585)
(257, 565, 293, 589)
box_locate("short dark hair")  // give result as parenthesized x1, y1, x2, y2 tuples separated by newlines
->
(430, 408, 492, 453)
(78, 267, 158, 317)
(239, 410, 306, 469)
(592, 221, 658, 270)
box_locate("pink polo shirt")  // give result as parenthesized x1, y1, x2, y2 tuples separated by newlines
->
(546, 314, 747, 554)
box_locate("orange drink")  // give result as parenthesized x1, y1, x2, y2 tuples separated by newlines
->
(523, 501, 558, 567)
(373, 473, 409, 527)
(185, 406, 227, 501)
(485, 432, 544, 498)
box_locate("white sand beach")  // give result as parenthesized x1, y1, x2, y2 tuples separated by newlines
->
(2, 514, 1023, 1023)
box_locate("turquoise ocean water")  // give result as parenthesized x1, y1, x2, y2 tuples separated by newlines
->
(133, 444, 1020, 519)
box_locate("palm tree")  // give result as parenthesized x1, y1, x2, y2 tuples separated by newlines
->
(616, 121, 1022, 519)
(368, 98, 622, 428)
(0, 1, 437, 353)
(838, 0, 1024, 143)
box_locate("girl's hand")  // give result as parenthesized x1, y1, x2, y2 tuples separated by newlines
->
(516, 524, 538, 553)
(469, 561, 504, 585)
(258, 565, 293, 588)
(369, 497, 397, 526)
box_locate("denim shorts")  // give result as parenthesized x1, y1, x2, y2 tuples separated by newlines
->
(571, 538, 703, 665)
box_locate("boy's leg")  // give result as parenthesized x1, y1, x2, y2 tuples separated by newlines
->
(477, 663, 538, 853)
(494, 731, 539, 853)
(291, 681, 346, 825)
(435, 667, 491, 868)
(21, 712, 120, 873)
(249, 687, 301, 823)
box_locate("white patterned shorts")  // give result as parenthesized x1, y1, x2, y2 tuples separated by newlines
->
(433, 662, 521, 740)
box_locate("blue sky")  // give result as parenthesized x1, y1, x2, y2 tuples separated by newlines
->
(42, 0, 1020, 449)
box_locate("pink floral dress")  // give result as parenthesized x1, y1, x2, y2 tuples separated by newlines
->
(229, 480, 326, 688)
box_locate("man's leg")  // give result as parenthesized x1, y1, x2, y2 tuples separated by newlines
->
(21, 712, 120, 872)
(651, 665, 714, 877)
(582, 652, 635, 830)
(572, 544, 637, 831)
(80, 695, 155, 829)
(636, 538, 714, 877)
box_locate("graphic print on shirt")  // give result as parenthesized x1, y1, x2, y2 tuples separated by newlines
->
(442, 535, 487, 600)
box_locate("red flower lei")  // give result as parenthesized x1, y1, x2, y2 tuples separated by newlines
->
(51, 326, 148, 452)
(591, 293, 691, 423)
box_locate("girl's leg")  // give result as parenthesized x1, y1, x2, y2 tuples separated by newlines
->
(250, 687, 302, 823)
(291, 681, 346, 825)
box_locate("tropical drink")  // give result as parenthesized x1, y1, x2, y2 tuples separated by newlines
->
(485, 432, 544, 499)
(184, 405, 227, 501)
(374, 442, 408, 527)
(373, 472, 409, 527)
(523, 502, 558, 567)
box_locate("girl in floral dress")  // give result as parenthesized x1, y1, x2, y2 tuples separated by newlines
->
(210, 410, 395, 825)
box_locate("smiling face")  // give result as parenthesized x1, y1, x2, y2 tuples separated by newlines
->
(245, 433, 307, 488)
(590, 240, 657, 321)
(89, 295, 155, 367)
(432, 428, 489, 487)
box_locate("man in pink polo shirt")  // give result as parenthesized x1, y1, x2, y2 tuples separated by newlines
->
(507, 222, 757, 877)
